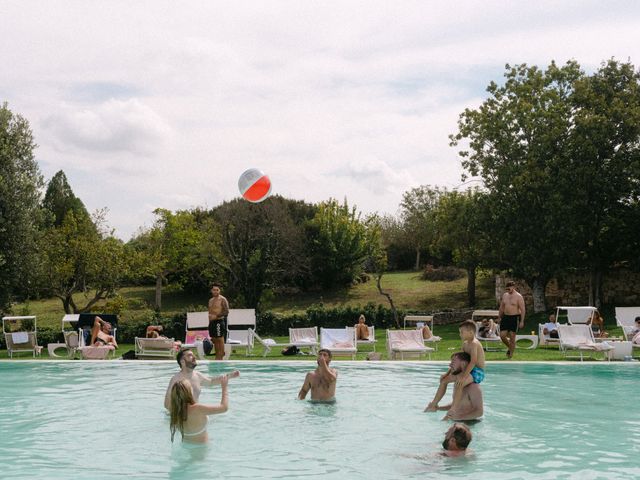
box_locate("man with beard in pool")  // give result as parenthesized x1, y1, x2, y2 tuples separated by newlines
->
(297, 349, 337, 402)
(441, 423, 472, 456)
(164, 348, 239, 412)
(425, 351, 484, 421)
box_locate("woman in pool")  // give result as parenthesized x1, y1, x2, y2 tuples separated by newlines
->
(169, 375, 229, 443)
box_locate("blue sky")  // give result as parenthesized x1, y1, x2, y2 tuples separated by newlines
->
(2, 0, 640, 239)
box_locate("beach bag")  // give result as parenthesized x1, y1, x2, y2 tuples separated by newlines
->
(122, 350, 137, 360)
(281, 345, 299, 356)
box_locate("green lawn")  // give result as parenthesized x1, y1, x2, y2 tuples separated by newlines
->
(3, 271, 631, 361)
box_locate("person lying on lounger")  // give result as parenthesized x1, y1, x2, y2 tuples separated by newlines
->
(298, 349, 337, 403)
(146, 325, 182, 349)
(542, 314, 559, 339)
(169, 377, 229, 443)
(478, 318, 498, 338)
(90, 316, 118, 348)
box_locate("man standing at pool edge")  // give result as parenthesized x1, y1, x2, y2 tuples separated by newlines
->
(498, 280, 525, 358)
(208, 283, 229, 360)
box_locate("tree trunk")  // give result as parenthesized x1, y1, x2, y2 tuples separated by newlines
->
(155, 274, 163, 310)
(531, 277, 547, 313)
(414, 247, 421, 271)
(588, 268, 602, 308)
(376, 273, 400, 328)
(466, 266, 476, 308)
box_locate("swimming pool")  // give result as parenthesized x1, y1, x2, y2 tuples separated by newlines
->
(0, 361, 638, 479)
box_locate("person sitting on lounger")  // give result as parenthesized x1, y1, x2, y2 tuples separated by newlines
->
(478, 318, 498, 338)
(169, 377, 229, 443)
(164, 348, 239, 412)
(298, 349, 337, 403)
(441, 423, 472, 456)
(421, 323, 435, 340)
(542, 314, 559, 339)
(355, 314, 370, 340)
(90, 316, 118, 348)
(590, 310, 608, 338)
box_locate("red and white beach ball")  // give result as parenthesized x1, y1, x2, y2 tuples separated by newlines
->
(238, 168, 272, 203)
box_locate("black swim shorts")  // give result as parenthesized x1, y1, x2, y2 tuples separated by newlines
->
(208, 319, 226, 339)
(500, 314, 520, 333)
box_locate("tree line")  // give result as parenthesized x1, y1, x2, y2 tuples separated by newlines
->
(1, 59, 639, 315)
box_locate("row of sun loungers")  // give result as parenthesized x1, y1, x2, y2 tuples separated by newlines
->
(4, 306, 639, 360)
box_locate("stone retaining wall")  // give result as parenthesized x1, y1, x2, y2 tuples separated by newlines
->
(496, 269, 640, 310)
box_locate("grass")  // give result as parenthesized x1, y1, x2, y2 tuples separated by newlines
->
(3, 271, 632, 361)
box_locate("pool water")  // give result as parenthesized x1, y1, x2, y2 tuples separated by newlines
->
(0, 361, 638, 479)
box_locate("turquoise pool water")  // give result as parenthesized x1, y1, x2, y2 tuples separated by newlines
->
(0, 361, 638, 479)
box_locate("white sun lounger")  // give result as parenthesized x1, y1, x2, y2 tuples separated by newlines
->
(2, 316, 42, 358)
(289, 327, 319, 354)
(557, 324, 613, 361)
(249, 329, 292, 357)
(226, 309, 257, 356)
(556, 306, 597, 325)
(471, 310, 503, 351)
(135, 337, 177, 359)
(386, 329, 433, 360)
(320, 328, 357, 360)
(346, 326, 376, 351)
(615, 307, 640, 350)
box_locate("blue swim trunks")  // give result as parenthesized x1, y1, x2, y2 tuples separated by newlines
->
(470, 366, 485, 384)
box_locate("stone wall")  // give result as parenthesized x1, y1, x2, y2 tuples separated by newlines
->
(496, 269, 640, 310)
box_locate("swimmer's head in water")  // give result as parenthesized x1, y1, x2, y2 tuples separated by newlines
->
(442, 423, 472, 451)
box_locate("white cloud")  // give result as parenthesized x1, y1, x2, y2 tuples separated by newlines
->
(1, 0, 639, 238)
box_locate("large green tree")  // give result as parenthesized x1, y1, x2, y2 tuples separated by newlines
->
(432, 189, 490, 307)
(566, 60, 640, 305)
(39, 210, 130, 313)
(307, 199, 374, 289)
(399, 186, 444, 270)
(451, 61, 583, 312)
(0, 103, 43, 312)
(211, 196, 314, 308)
(130, 208, 208, 310)
(42, 170, 90, 227)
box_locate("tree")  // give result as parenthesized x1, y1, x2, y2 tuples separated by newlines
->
(366, 215, 401, 328)
(566, 60, 640, 306)
(399, 186, 444, 270)
(39, 210, 130, 313)
(450, 61, 583, 312)
(210, 196, 314, 308)
(307, 199, 374, 289)
(0, 103, 43, 313)
(432, 189, 490, 307)
(131, 209, 206, 310)
(42, 170, 90, 227)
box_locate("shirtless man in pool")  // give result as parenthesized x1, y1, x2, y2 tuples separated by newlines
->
(298, 349, 338, 402)
(164, 348, 239, 412)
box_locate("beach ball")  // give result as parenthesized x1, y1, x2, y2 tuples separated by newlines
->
(238, 168, 272, 203)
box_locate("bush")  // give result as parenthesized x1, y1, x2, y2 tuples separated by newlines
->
(421, 264, 465, 282)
